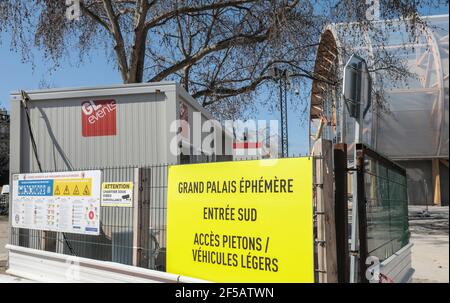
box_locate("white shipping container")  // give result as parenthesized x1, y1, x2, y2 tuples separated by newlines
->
(10, 82, 233, 173)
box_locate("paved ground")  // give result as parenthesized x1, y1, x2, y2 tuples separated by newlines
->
(409, 206, 449, 283)
(0, 215, 8, 273)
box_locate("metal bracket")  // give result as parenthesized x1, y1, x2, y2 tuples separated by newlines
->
(315, 239, 326, 246)
(350, 250, 359, 256)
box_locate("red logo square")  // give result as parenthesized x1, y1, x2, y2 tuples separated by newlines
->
(81, 100, 117, 137)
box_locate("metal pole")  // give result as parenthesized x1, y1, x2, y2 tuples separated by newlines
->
(334, 143, 349, 282)
(284, 75, 289, 157)
(356, 146, 368, 283)
(350, 61, 363, 283)
(279, 76, 285, 158)
(423, 179, 430, 217)
(349, 155, 359, 283)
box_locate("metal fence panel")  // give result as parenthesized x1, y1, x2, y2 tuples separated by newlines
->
(9, 165, 168, 270)
(356, 143, 409, 282)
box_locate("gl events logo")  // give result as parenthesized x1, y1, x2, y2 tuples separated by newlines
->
(81, 100, 117, 137)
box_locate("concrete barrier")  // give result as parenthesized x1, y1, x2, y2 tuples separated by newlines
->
(371, 243, 415, 283)
(6, 244, 209, 283)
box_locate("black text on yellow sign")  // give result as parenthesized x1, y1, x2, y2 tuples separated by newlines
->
(101, 182, 133, 207)
(53, 178, 92, 196)
(167, 158, 314, 282)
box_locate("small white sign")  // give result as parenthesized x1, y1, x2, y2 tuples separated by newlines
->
(101, 182, 133, 207)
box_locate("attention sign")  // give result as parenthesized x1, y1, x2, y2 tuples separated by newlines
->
(101, 182, 133, 207)
(82, 99, 117, 137)
(12, 171, 101, 235)
(167, 158, 314, 282)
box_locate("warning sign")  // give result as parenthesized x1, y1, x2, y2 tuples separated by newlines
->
(101, 182, 133, 207)
(83, 185, 90, 195)
(53, 178, 92, 196)
(11, 170, 101, 235)
(166, 158, 314, 282)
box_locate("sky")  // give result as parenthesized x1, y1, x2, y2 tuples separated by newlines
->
(0, 39, 121, 105)
(0, 4, 447, 156)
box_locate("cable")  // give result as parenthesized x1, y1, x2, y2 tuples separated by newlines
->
(20, 90, 77, 257)
(61, 232, 76, 256)
(20, 91, 43, 172)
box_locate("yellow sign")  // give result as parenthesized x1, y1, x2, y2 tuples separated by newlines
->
(54, 178, 92, 196)
(101, 182, 133, 207)
(167, 158, 314, 282)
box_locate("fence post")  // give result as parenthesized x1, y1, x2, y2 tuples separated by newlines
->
(132, 168, 151, 267)
(334, 143, 349, 283)
(356, 145, 368, 283)
(313, 139, 338, 283)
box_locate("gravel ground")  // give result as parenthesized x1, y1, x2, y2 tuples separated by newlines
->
(409, 206, 449, 283)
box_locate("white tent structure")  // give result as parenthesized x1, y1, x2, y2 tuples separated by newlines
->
(310, 14, 449, 205)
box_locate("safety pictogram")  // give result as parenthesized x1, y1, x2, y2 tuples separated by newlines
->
(54, 178, 92, 196)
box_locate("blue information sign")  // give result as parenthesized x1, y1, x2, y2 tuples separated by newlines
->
(18, 180, 54, 196)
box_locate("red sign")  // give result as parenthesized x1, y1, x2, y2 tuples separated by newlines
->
(233, 142, 262, 149)
(82, 100, 117, 137)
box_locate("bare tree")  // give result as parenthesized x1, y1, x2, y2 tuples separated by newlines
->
(0, 0, 447, 119)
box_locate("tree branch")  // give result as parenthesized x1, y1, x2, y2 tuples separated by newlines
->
(144, 0, 255, 29)
(148, 31, 270, 82)
(128, 0, 150, 82)
(79, 2, 110, 32)
(101, 0, 129, 82)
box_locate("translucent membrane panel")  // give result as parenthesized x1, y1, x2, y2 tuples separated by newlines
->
(377, 91, 441, 158)
(321, 15, 449, 159)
